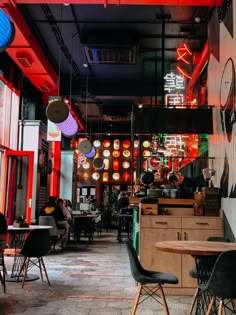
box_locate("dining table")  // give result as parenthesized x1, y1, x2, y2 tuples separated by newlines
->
(72, 213, 101, 242)
(6, 224, 52, 282)
(155, 240, 236, 315)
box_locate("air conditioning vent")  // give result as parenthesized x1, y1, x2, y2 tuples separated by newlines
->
(84, 45, 136, 64)
(39, 84, 50, 92)
(16, 54, 32, 68)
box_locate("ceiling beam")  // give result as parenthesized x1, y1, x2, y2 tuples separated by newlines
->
(0, 0, 224, 6)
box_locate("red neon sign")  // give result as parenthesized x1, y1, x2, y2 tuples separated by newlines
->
(176, 43, 193, 79)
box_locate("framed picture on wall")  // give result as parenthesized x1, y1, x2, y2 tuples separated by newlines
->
(82, 188, 87, 196)
(90, 188, 96, 196)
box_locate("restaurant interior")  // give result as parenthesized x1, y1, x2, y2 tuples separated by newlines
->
(1, 0, 236, 314)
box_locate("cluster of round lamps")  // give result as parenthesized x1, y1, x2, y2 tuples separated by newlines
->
(78, 139, 104, 170)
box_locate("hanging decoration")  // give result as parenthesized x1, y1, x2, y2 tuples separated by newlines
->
(93, 157, 105, 170)
(0, 9, 15, 52)
(46, 99, 79, 137)
(78, 139, 96, 158)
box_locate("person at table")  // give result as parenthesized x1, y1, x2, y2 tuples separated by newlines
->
(168, 171, 207, 197)
(57, 198, 72, 224)
(0, 212, 7, 250)
(117, 191, 130, 211)
(40, 196, 69, 241)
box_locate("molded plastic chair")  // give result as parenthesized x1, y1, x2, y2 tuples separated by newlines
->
(199, 250, 236, 315)
(17, 229, 51, 288)
(188, 236, 230, 315)
(39, 216, 65, 251)
(124, 239, 178, 315)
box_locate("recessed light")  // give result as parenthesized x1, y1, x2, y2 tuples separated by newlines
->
(83, 63, 88, 68)
(64, 3, 70, 6)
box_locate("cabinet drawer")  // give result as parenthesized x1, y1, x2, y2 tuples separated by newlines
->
(140, 216, 181, 228)
(182, 217, 223, 230)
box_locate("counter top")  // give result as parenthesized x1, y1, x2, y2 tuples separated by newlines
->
(129, 197, 196, 205)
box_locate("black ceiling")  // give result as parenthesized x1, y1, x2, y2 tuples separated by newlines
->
(17, 3, 213, 134)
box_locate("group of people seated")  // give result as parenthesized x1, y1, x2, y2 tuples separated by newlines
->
(39, 196, 73, 245)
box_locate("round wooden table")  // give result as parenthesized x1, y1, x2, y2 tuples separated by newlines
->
(155, 240, 236, 256)
(155, 241, 236, 315)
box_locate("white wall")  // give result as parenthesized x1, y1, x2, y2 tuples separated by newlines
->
(60, 151, 74, 201)
(208, 2, 236, 240)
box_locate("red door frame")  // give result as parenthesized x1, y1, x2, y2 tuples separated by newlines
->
(4, 149, 34, 225)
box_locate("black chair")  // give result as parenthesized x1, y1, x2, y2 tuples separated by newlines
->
(124, 239, 178, 315)
(39, 216, 65, 251)
(199, 250, 236, 315)
(188, 236, 230, 315)
(117, 208, 133, 242)
(0, 242, 6, 293)
(17, 229, 51, 288)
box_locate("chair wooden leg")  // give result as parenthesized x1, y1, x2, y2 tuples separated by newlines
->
(159, 284, 170, 315)
(40, 257, 51, 286)
(22, 258, 30, 288)
(231, 299, 236, 312)
(17, 257, 27, 282)
(0, 264, 6, 293)
(218, 299, 223, 315)
(206, 297, 215, 315)
(131, 284, 142, 315)
(38, 258, 44, 281)
(189, 287, 198, 315)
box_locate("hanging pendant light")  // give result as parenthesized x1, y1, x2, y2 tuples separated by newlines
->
(85, 146, 96, 158)
(0, 9, 15, 52)
(93, 157, 104, 170)
(46, 100, 79, 137)
(46, 13, 79, 139)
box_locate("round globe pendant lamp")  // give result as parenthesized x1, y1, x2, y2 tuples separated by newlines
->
(0, 9, 15, 52)
(85, 146, 96, 158)
(93, 157, 104, 170)
(46, 100, 79, 138)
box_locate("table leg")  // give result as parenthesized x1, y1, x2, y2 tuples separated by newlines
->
(117, 216, 122, 242)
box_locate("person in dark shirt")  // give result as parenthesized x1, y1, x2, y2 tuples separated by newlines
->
(40, 196, 65, 223)
(117, 191, 129, 211)
(168, 172, 207, 197)
(40, 196, 70, 242)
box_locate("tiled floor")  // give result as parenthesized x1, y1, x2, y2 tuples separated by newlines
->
(0, 231, 193, 315)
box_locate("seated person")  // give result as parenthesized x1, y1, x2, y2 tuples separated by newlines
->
(40, 196, 69, 241)
(57, 198, 72, 224)
(117, 191, 129, 212)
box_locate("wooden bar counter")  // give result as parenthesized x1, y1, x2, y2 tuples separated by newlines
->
(130, 196, 224, 295)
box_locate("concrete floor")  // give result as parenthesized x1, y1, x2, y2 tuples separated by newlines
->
(0, 231, 193, 315)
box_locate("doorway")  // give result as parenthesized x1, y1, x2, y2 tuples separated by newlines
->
(0, 149, 34, 224)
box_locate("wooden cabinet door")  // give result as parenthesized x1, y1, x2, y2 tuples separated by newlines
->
(140, 228, 181, 287)
(181, 228, 223, 288)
